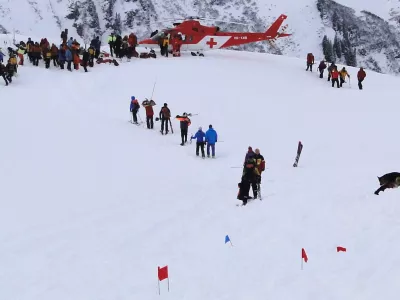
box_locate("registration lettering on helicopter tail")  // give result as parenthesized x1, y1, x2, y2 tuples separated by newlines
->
(198, 36, 231, 50)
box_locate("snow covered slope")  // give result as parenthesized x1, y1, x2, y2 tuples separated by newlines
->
(1, 48, 400, 300)
(1, 0, 400, 74)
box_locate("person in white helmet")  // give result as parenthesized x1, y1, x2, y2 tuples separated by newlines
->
(190, 126, 206, 158)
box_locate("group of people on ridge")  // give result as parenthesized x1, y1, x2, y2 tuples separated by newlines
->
(307, 53, 367, 90)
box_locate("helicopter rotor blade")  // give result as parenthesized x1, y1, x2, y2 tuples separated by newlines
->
(197, 18, 250, 26)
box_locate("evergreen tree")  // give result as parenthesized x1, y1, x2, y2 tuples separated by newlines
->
(113, 13, 122, 35)
(66, 2, 80, 20)
(333, 34, 342, 59)
(332, 11, 339, 31)
(322, 35, 334, 62)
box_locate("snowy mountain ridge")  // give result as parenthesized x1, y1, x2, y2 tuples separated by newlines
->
(1, 0, 400, 74)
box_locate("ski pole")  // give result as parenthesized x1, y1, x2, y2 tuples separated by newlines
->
(151, 78, 157, 99)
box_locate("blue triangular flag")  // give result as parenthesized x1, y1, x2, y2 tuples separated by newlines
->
(225, 235, 230, 244)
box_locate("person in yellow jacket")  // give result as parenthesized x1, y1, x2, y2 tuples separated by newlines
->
(339, 67, 350, 87)
(107, 33, 116, 57)
(162, 34, 170, 57)
(9, 54, 18, 73)
(16, 43, 26, 65)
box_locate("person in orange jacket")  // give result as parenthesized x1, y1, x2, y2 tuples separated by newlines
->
(357, 67, 366, 90)
(331, 66, 340, 88)
(175, 112, 191, 145)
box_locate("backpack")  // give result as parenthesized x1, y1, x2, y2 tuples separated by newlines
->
(161, 107, 170, 118)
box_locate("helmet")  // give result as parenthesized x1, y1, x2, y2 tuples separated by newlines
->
(164, 103, 167, 106)
(183, 112, 187, 116)
(131, 96, 135, 100)
(209, 124, 212, 128)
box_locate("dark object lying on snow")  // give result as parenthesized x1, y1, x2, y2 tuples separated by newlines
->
(374, 172, 400, 195)
(139, 50, 156, 59)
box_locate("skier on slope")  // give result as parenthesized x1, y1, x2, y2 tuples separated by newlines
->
(159, 103, 171, 134)
(175, 112, 191, 145)
(191, 127, 206, 158)
(130, 96, 140, 124)
(238, 157, 259, 205)
(374, 172, 400, 195)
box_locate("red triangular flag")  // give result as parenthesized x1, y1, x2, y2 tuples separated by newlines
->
(301, 248, 308, 263)
(337, 246, 347, 252)
(158, 266, 169, 281)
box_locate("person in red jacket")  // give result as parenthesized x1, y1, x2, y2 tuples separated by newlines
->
(357, 67, 366, 90)
(306, 53, 314, 71)
(331, 66, 340, 88)
(143, 98, 155, 129)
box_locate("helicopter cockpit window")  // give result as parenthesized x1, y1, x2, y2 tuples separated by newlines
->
(151, 31, 166, 41)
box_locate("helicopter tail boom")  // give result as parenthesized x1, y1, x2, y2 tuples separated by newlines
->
(265, 14, 288, 39)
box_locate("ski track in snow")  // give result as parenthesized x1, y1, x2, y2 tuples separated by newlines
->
(1, 39, 400, 299)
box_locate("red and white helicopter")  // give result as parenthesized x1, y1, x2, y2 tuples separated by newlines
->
(139, 14, 290, 56)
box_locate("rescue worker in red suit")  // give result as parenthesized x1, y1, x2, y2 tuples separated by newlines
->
(143, 99, 154, 129)
(357, 67, 366, 90)
(306, 53, 314, 71)
(331, 66, 340, 88)
(128, 33, 138, 57)
(172, 34, 183, 57)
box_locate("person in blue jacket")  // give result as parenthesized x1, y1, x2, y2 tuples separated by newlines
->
(58, 45, 66, 70)
(130, 96, 140, 124)
(65, 47, 73, 71)
(191, 127, 206, 158)
(205, 124, 218, 158)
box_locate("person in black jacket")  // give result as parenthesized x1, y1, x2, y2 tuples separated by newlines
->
(238, 157, 258, 205)
(317, 60, 327, 78)
(175, 113, 191, 145)
(0, 62, 8, 86)
(5, 61, 14, 83)
(82, 49, 89, 72)
(159, 103, 171, 134)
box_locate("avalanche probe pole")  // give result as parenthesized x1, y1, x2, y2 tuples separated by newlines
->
(151, 79, 157, 99)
